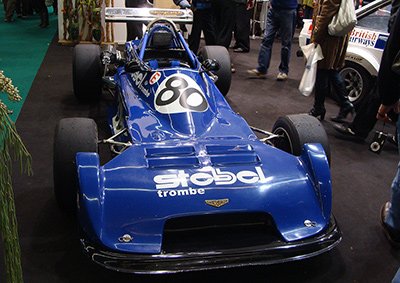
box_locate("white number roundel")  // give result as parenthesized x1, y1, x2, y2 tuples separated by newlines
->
(154, 74, 208, 114)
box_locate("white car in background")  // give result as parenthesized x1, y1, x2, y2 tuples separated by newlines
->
(299, 0, 391, 107)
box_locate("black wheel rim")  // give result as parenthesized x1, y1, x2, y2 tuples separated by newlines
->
(272, 127, 294, 154)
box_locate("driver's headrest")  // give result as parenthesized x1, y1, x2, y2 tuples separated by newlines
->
(150, 30, 172, 48)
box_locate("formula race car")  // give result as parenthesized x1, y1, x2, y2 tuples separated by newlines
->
(53, 9, 341, 274)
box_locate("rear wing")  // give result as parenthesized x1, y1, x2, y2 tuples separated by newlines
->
(105, 8, 193, 23)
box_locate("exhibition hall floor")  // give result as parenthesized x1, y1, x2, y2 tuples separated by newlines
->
(2, 32, 400, 282)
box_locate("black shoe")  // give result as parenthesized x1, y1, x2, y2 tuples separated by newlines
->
(333, 123, 364, 140)
(380, 202, 400, 248)
(309, 107, 326, 120)
(229, 44, 238, 49)
(330, 103, 355, 123)
(233, 47, 249, 53)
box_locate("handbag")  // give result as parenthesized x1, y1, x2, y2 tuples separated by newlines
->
(299, 44, 324, 96)
(328, 0, 357, 37)
(392, 51, 400, 75)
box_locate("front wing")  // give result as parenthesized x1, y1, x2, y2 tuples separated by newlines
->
(80, 216, 341, 274)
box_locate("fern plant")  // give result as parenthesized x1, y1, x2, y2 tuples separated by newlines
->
(0, 70, 32, 283)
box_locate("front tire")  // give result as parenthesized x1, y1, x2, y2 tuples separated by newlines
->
(53, 118, 98, 213)
(73, 44, 103, 102)
(198, 46, 231, 96)
(271, 114, 331, 163)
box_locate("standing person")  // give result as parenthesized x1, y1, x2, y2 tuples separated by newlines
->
(296, 0, 304, 28)
(246, 0, 297, 81)
(332, 0, 400, 139)
(125, 0, 152, 41)
(213, 0, 254, 50)
(377, 8, 400, 248)
(15, 0, 29, 18)
(307, 0, 354, 121)
(33, 0, 49, 27)
(188, 0, 217, 54)
(231, 1, 254, 53)
(4, 0, 17, 22)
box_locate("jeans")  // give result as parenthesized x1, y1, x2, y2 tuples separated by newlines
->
(394, 267, 400, 283)
(385, 118, 400, 231)
(391, 136, 400, 283)
(256, 7, 296, 75)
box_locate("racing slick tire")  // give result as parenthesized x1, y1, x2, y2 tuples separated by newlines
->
(339, 61, 373, 108)
(198, 46, 231, 97)
(53, 118, 98, 214)
(73, 44, 103, 102)
(272, 114, 331, 164)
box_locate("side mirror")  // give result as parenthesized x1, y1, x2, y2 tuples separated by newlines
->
(125, 60, 142, 73)
(202, 59, 220, 72)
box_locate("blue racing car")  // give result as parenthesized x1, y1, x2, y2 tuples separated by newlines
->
(53, 10, 341, 274)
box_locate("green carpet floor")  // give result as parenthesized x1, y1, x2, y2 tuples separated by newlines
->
(0, 6, 58, 122)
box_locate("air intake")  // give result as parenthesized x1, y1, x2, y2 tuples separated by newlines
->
(206, 144, 260, 166)
(146, 145, 200, 169)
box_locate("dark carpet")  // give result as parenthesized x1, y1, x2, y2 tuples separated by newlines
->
(2, 31, 400, 282)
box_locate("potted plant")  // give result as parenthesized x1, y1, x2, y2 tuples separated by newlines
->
(0, 70, 32, 283)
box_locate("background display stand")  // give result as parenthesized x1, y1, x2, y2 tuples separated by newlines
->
(57, 0, 181, 44)
(251, 0, 269, 39)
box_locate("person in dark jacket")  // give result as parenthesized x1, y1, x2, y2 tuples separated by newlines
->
(332, 0, 400, 139)
(389, 0, 400, 32)
(247, 0, 298, 80)
(377, 8, 400, 249)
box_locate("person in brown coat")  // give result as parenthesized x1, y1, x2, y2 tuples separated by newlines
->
(308, 0, 355, 122)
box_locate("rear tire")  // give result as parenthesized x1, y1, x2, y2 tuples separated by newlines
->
(198, 46, 232, 96)
(73, 44, 103, 102)
(339, 61, 373, 108)
(271, 114, 331, 163)
(53, 118, 98, 213)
